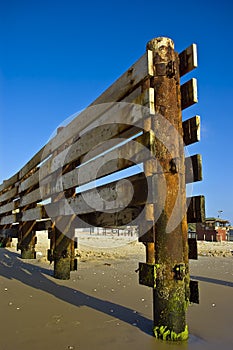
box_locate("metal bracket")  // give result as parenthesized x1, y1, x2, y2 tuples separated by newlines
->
(173, 263, 186, 280)
(166, 60, 176, 77)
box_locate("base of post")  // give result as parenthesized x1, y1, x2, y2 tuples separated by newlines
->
(54, 257, 71, 280)
(21, 249, 36, 259)
(0, 238, 12, 248)
(153, 325, 188, 341)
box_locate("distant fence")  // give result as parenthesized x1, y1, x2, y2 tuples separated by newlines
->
(0, 37, 205, 341)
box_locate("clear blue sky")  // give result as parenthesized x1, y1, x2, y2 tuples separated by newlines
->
(0, 0, 232, 223)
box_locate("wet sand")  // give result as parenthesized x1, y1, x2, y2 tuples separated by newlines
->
(0, 242, 233, 350)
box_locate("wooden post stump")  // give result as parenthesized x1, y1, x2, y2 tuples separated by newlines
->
(19, 221, 37, 259)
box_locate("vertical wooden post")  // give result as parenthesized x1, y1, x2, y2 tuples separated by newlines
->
(19, 221, 37, 259)
(52, 127, 77, 279)
(147, 37, 189, 340)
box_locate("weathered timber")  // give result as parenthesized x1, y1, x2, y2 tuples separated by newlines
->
(21, 206, 47, 221)
(0, 187, 18, 203)
(189, 280, 199, 304)
(181, 78, 198, 110)
(188, 238, 198, 259)
(19, 188, 41, 207)
(52, 215, 76, 279)
(0, 215, 16, 225)
(19, 147, 45, 180)
(19, 170, 39, 193)
(185, 154, 202, 184)
(18, 221, 37, 259)
(147, 37, 189, 341)
(139, 262, 157, 288)
(182, 116, 200, 146)
(0, 202, 14, 215)
(44, 173, 147, 218)
(39, 122, 141, 183)
(179, 44, 197, 77)
(40, 130, 154, 198)
(0, 173, 19, 194)
(79, 206, 143, 228)
(187, 195, 205, 223)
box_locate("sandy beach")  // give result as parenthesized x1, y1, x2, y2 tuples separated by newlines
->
(0, 234, 233, 350)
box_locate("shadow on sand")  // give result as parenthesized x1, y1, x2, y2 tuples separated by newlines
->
(0, 249, 153, 336)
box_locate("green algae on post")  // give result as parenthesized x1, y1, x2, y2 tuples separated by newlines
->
(154, 325, 189, 341)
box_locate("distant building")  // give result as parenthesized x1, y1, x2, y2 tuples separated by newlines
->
(196, 217, 230, 242)
(228, 227, 233, 242)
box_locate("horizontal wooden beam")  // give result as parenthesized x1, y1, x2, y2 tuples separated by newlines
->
(185, 154, 202, 184)
(19, 188, 41, 207)
(0, 202, 14, 215)
(0, 187, 18, 203)
(40, 131, 154, 198)
(0, 214, 16, 225)
(0, 173, 19, 194)
(79, 207, 142, 228)
(187, 195, 205, 223)
(181, 78, 198, 110)
(182, 116, 200, 146)
(44, 173, 147, 217)
(19, 170, 40, 193)
(179, 44, 197, 77)
(21, 206, 48, 222)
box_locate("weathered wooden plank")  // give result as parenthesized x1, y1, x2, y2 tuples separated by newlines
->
(40, 131, 154, 197)
(91, 50, 153, 105)
(179, 44, 197, 77)
(79, 207, 142, 228)
(0, 172, 19, 194)
(39, 124, 140, 182)
(44, 173, 147, 217)
(181, 78, 198, 110)
(0, 202, 14, 215)
(19, 170, 39, 193)
(0, 215, 16, 225)
(19, 188, 42, 207)
(21, 206, 47, 222)
(19, 147, 45, 180)
(187, 195, 205, 223)
(79, 90, 151, 138)
(0, 187, 18, 203)
(185, 154, 202, 184)
(182, 116, 200, 146)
